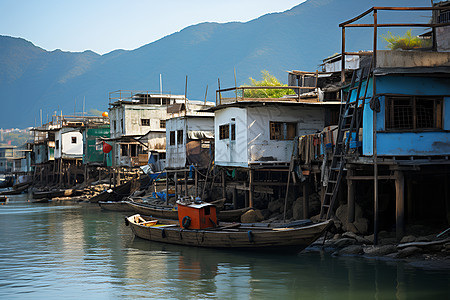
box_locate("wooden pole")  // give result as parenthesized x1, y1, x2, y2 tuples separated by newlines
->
(341, 26, 346, 83)
(194, 168, 198, 197)
(232, 187, 238, 209)
(174, 172, 178, 201)
(373, 9, 379, 246)
(283, 171, 291, 223)
(221, 169, 226, 199)
(184, 171, 188, 197)
(347, 168, 355, 223)
(249, 169, 254, 208)
(395, 170, 405, 241)
(302, 182, 309, 219)
(165, 171, 169, 204)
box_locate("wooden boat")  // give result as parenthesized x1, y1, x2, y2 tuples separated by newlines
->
(125, 213, 332, 253)
(32, 189, 81, 199)
(126, 201, 178, 219)
(0, 184, 29, 195)
(126, 201, 251, 222)
(89, 181, 132, 203)
(99, 201, 134, 212)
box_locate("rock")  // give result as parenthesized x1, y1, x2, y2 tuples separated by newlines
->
(395, 246, 422, 258)
(363, 245, 397, 256)
(332, 234, 342, 240)
(268, 200, 283, 213)
(353, 218, 369, 235)
(444, 243, 450, 251)
(310, 214, 321, 222)
(240, 209, 265, 223)
(339, 245, 364, 255)
(292, 198, 304, 220)
(416, 236, 431, 243)
(335, 203, 363, 226)
(261, 209, 271, 219)
(380, 237, 397, 246)
(333, 238, 357, 249)
(400, 235, 416, 244)
(342, 231, 372, 245)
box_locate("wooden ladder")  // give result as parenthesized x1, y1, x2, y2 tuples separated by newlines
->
(319, 62, 373, 220)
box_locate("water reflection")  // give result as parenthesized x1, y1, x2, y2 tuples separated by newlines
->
(0, 194, 448, 299)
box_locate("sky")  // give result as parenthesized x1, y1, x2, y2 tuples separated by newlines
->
(0, 0, 305, 55)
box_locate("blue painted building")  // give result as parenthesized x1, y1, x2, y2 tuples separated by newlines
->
(360, 73, 450, 156)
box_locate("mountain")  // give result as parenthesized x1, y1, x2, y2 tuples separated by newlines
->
(0, 0, 429, 127)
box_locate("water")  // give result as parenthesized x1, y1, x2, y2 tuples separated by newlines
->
(0, 195, 448, 299)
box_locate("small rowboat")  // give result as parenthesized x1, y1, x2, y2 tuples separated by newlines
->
(125, 214, 332, 253)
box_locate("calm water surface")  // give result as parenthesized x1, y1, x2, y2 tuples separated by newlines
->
(0, 194, 448, 299)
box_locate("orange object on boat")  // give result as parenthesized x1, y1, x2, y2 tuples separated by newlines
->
(177, 201, 217, 229)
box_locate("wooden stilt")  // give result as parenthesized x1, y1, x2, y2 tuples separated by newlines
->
(221, 169, 226, 200)
(165, 171, 169, 205)
(249, 169, 254, 208)
(174, 172, 178, 201)
(232, 187, 238, 209)
(395, 170, 405, 241)
(195, 168, 198, 197)
(184, 171, 188, 197)
(347, 169, 355, 223)
(303, 182, 309, 219)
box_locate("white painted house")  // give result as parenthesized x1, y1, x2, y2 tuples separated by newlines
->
(54, 127, 83, 159)
(212, 102, 339, 168)
(108, 92, 186, 167)
(166, 114, 214, 169)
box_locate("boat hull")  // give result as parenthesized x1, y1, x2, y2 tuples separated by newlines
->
(127, 201, 250, 222)
(126, 214, 331, 253)
(99, 201, 134, 212)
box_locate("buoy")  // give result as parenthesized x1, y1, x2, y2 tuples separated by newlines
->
(102, 142, 112, 153)
(102, 111, 109, 117)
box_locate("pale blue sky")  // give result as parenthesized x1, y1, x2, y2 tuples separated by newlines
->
(0, 0, 305, 54)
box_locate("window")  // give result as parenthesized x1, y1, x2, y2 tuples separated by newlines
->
(56, 140, 59, 150)
(95, 139, 102, 151)
(270, 122, 297, 140)
(170, 131, 175, 146)
(231, 123, 236, 141)
(160, 120, 166, 128)
(177, 130, 183, 145)
(71, 136, 77, 144)
(386, 96, 442, 130)
(113, 120, 116, 131)
(141, 119, 150, 126)
(219, 124, 229, 140)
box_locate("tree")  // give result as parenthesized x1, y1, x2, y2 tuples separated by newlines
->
(241, 70, 294, 98)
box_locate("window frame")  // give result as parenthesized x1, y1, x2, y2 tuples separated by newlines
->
(219, 124, 230, 140)
(385, 96, 443, 132)
(169, 131, 175, 146)
(270, 121, 297, 140)
(177, 130, 183, 145)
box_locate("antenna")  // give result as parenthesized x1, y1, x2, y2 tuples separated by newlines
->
(204, 85, 208, 105)
(184, 75, 188, 116)
(40, 109, 42, 126)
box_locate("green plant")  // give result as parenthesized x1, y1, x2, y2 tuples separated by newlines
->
(241, 70, 295, 98)
(381, 29, 431, 50)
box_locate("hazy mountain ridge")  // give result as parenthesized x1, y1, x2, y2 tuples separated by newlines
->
(0, 0, 428, 127)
